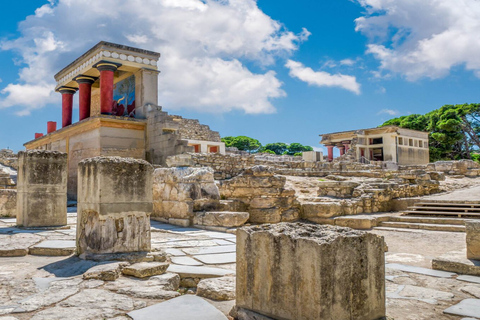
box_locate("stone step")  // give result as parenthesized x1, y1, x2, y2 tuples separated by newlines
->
(388, 215, 466, 225)
(404, 210, 480, 217)
(415, 202, 480, 207)
(378, 221, 465, 232)
(408, 206, 480, 212)
(193, 211, 249, 228)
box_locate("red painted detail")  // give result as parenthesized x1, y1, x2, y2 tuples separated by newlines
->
(360, 148, 365, 157)
(47, 121, 57, 133)
(344, 144, 350, 152)
(100, 69, 115, 114)
(35, 133, 44, 139)
(127, 100, 135, 117)
(210, 146, 218, 153)
(339, 146, 345, 156)
(78, 82, 92, 120)
(194, 145, 200, 153)
(327, 146, 334, 162)
(61, 92, 74, 127)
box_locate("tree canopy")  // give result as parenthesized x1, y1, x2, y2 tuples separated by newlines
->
(221, 136, 262, 153)
(221, 136, 313, 155)
(381, 103, 480, 161)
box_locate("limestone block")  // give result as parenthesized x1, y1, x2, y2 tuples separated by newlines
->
(197, 276, 236, 301)
(0, 189, 16, 217)
(236, 223, 385, 320)
(466, 220, 480, 260)
(165, 154, 194, 167)
(17, 150, 67, 227)
(77, 157, 153, 256)
(122, 262, 169, 278)
(193, 211, 249, 227)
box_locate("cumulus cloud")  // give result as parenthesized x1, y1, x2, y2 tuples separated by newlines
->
(0, 0, 308, 115)
(355, 0, 480, 80)
(285, 60, 361, 94)
(377, 108, 399, 116)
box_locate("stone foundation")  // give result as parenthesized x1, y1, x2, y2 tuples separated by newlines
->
(236, 223, 386, 320)
(0, 189, 16, 217)
(466, 220, 480, 260)
(152, 167, 220, 226)
(16, 150, 67, 227)
(77, 156, 153, 256)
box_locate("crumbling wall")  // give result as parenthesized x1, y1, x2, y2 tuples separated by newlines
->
(0, 149, 18, 170)
(219, 166, 300, 223)
(171, 115, 221, 142)
(190, 153, 255, 179)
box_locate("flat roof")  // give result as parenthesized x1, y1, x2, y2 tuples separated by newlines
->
(54, 41, 161, 80)
(319, 125, 429, 137)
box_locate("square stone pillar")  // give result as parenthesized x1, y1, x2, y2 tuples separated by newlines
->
(236, 223, 386, 320)
(466, 220, 480, 260)
(77, 156, 153, 256)
(134, 68, 160, 119)
(17, 150, 68, 227)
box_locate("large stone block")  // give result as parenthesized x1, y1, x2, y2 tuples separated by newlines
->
(77, 156, 153, 256)
(466, 220, 480, 260)
(0, 189, 16, 217)
(236, 223, 385, 320)
(16, 150, 67, 227)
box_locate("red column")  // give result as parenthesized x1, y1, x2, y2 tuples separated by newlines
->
(58, 87, 77, 128)
(326, 145, 334, 162)
(35, 133, 44, 139)
(339, 146, 345, 156)
(47, 121, 57, 133)
(74, 75, 96, 121)
(94, 61, 121, 115)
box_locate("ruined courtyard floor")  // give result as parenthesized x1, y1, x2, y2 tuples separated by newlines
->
(0, 209, 479, 319)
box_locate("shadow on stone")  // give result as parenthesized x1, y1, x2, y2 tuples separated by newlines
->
(40, 256, 98, 277)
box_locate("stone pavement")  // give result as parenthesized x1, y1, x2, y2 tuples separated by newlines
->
(0, 209, 480, 319)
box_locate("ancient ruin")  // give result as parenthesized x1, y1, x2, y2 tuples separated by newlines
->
(1, 41, 480, 319)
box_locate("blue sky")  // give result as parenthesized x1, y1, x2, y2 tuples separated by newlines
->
(1, 0, 480, 153)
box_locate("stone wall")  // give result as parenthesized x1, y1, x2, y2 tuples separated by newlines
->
(219, 166, 300, 223)
(0, 149, 18, 170)
(171, 115, 221, 142)
(189, 153, 255, 180)
(235, 223, 385, 320)
(0, 189, 16, 217)
(426, 160, 480, 177)
(17, 150, 68, 227)
(152, 167, 220, 226)
(77, 156, 153, 256)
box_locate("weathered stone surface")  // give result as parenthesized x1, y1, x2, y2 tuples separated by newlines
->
(16, 150, 67, 227)
(193, 211, 249, 227)
(171, 256, 203, 266)
(193, 252, 236, 265)
(77, 156, 153, 256)
(149, 273, 180, 291)
(28, 240, 76, 256)
(0, 189, 16, 217)
(122, 262, 169, 278)
(466, 220, 480, 260)
(197, 276, 235, 300)
(443, 299, 480, 318)
(117, 286, 180, 299)
(0, 233, 43, 257)
(83, 262, 126, 281)
(152, 167, 219, 222)
(236, 223, 385, 320)
(461, 285, 480, 298)
(432, 250, 480, 276)
(127, 295, 228, 320)
(167, 264, 234, 278)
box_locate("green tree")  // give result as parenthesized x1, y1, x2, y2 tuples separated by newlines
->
(286, 143, 313, 155)
(262, 142, 288, 155)
(380, 103, 480, 161)
(221, 136, 262, 153)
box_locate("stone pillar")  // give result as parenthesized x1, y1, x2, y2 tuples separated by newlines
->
(134, 68, 160, 119)
(93, 61, 121, 115)
(235, 223, 386, 320)
(58, 87, 77, 128)
(326, 145, 334, 162)
(47, 121, 57, 134)
(466, 220, 480, 260)
(16, 150, 68, 227)
(74, 75, 96, 121)
(77, 156, 153, 257)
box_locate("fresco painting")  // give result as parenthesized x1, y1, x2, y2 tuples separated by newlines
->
(113, 75, 136, 117)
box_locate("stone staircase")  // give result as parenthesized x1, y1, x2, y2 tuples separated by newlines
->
(376, 201, 480, 232)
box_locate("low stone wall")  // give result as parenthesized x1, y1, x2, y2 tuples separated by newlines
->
(0, 189, 16, 217)
(172, 115, 221, 142)
(152, 167, 220, 226)
(190, 153, 255, 180)
(219, 166, 300, 223)
(426, 160, 480, 177)
(466, 220, 480, 260)
(235, 223, 385, 320)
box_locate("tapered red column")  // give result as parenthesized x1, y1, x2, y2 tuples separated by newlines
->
(93, 61, 121, 115)
(58, 87, 77, 128)
(326, 145, 334, 162)
(338, 145, 345, 156)
(74, 75, 96, 121)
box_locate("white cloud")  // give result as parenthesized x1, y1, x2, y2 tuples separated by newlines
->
(285, 60, 361, 94)
(340, 58, 355, 66)
(377, 108, 399, 116)
(0, 0, 308, 115)
(355, 0, 480, 80)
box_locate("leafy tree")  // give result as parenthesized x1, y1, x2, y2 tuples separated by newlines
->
(221, 136, 261, 153)
(262, 142, 288, 155)
(286, 142, 313, 155)
(380, 103, 480, 161)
